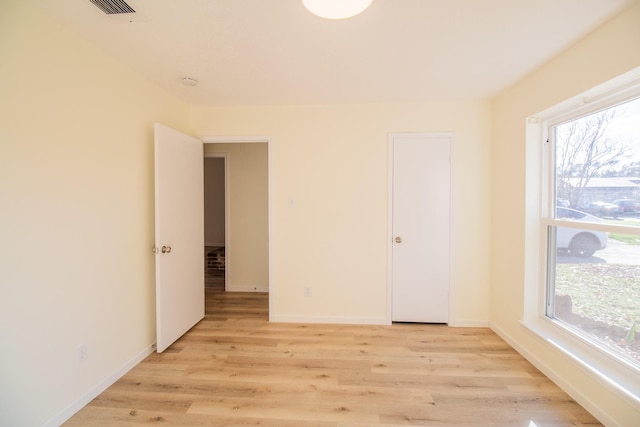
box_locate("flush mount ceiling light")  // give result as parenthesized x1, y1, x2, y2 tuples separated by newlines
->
(303, 0, 372, 19)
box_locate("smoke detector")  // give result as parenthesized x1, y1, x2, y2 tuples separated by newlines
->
(181, 77, 199, 87)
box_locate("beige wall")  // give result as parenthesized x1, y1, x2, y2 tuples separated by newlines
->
(8, 0, 637, 424)
(490, 2, 640, 425)
(191, 102, 493, 323)
(0, 1, 190, 426)
(204, 143, 269, 292)
(204, 158, 225, 246)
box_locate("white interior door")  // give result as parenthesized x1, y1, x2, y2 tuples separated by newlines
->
(391, 133, 451, 323)
(154, 123, 204, 352)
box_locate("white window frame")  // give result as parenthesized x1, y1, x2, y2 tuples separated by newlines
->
(522, 67, 640, 413)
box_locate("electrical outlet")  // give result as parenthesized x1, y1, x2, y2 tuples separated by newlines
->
(304, 286, 312, 297)
(78, 344, 88, 363)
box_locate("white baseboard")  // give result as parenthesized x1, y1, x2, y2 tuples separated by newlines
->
(270, 316, 487, 327)
(448, 319, 490, 327)
(270, 314, 388, 325)
(489, 322, 620, 427)
(44, 343, 155, 427)
(226, 285, 268, 292)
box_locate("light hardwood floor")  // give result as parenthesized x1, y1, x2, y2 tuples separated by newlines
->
(64, 289, 601, 426)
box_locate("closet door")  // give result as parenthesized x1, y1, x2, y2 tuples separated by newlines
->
(391, 133, 451, 323)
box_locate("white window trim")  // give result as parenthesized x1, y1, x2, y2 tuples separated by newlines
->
(522, 67, 640, 411)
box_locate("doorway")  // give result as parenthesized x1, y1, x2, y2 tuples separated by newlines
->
(203, 155, 227, 291)
(388, 133, 453, 324)
(203, 140, 270, 298)
(154, 125, 272, 352)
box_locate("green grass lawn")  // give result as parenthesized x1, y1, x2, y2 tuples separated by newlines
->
(606, 218, 640, 245)
(555, 219, 640, 362)
(610, 234, 640, 245)
(555, 264, 640, 330)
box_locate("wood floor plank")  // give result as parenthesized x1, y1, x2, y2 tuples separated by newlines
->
(64, 291, 602, 426)
(64, 406, 337, 427)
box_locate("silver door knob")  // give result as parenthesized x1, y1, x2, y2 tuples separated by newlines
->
(161, 245, 172, 253)
(395, 237, 402, 243)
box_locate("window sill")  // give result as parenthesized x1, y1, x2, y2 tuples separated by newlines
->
(519, 316, 640, 408)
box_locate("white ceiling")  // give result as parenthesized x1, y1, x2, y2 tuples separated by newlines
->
(26, 0, 636, 106)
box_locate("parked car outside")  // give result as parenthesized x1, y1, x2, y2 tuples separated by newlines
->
(556, 207, 608, 257)
(578, 201, 622, 218)
(613, 198, 640, 215)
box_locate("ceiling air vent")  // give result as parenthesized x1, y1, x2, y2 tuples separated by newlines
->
(89, 0, 135, 15)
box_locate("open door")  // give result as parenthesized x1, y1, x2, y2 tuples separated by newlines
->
(154, 123, 204, 352)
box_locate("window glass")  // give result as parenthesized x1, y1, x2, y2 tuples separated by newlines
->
(547, 97, 640, 367)
(554, 97, 640, 223)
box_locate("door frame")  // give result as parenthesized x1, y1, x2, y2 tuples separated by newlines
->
(202, 136, 273, 318)
(387, 132, 456, 325)
(203, 153, 229, 291)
